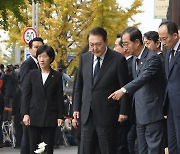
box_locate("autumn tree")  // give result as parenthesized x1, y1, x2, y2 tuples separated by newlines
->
(0, 0, 53, 30)
(1, 0, 143, 75)
(0, 47, 3, 63)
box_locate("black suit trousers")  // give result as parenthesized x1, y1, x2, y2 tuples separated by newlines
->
(14, 119, 22, 147)
(167, 104, 180, 154)
(28, 126, 56, 154)
(20, 123, 30, 154)
(80, 109, 118, 154)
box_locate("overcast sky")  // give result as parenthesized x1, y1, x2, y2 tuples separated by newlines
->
(117, 0, 162, 34)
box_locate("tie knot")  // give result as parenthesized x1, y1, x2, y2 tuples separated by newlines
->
(93, 57, 101, 81)
(97, 57, 101, 61)
(136, 58, 140, 65)
(170, 49, 175, 58)
(171, 49, 175, 56)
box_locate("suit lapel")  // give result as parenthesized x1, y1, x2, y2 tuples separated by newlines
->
(85, 53, 94, 87)
(37, 69, 43, 85)
(165, 50, 170, 78)
(136, 48, 148, 75)
(93, 48, 112, 87)
(132, 57, 137, 78)
(169, 52, 180, 70)
(43, 68, 55, 89)
(36, 69, 46, 96)
(29, 56, 39, 69)
(168, 44, 180, 73)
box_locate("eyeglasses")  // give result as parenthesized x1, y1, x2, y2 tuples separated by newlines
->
(159, 37, 168, 42)
(122, 42, 129, 47)
(114, 44, 123, 48)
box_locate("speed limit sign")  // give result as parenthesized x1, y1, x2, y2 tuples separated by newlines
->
(23, 27, 38, 45)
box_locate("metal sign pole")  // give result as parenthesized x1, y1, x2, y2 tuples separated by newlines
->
(36, 1, 39, 35)
(32, 0, 35, 28)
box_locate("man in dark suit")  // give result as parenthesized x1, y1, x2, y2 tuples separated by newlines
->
(20, 38, 44, 85)
(109, 27, 166, 154)
(19, 37, 44, 154)
(143, 31, 165, 65)
(114, 33, 133, 81)
(114, 33, 133, 154)
(143, 31, 167, 154)
(73, 27, 129, 154)
(158, 21, 180, 154)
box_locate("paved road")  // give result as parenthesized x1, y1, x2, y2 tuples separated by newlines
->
(0, 146, 78, 154)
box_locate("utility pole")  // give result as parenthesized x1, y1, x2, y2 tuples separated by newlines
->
(23, 0, 39, 61)
(36, 1, 39, 34)
(32, 0, 39, 34)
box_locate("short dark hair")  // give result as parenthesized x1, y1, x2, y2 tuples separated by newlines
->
(144, 31, 159, 43)
(159, 20, 178, 35)
(58, 61, 66, 71)
(6, 64, 14, 72)
(29, 37, 44, 49)
(116, 33, 122, 38)
(116, 33, 123, 47)
(122, 27, 143, 45)
(36, 45, 55, 63)
(0, 64, 4, 69)
(88, 27, 107, 42)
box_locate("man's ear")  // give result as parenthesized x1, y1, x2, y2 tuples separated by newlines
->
(173, 33, 178, 40)
(135, 39, 141, 47)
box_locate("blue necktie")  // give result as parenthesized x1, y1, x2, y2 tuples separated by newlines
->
(169, 49, 175, 69)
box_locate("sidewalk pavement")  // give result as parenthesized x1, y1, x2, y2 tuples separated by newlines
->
(0, 146, 78, 154)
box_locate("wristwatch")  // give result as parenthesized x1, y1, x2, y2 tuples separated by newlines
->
(121, 87, 127, 93)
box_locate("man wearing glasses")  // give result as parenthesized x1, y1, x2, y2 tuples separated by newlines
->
(158, 21, 180, 154)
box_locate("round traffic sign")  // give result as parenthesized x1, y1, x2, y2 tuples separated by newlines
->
(23, 27, 38, 45)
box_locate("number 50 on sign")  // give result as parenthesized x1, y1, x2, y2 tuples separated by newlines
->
(23, 27, 38, 45)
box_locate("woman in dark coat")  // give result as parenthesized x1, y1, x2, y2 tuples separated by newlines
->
(22, 45, 64, 154)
